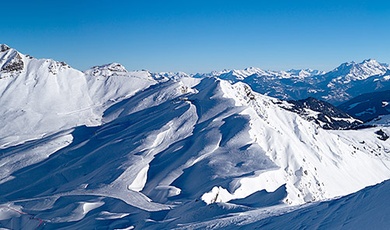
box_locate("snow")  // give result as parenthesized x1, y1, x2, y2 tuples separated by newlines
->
(0, 131, 73, 184)
(356, 107, 377, 116)
(174, 179, 390, 229)
(332, 59, 388, 81)
(0, 48, 160, 148)
(95, 211, 130, 220)
(367, 115, 390, 126)
(207, 67, 324, 82)
(331, 116, 360, 123)
(82, 201, 104, 215)
(0, 205, 22, 221)
(347, 101, 367, 110)
(1, 45, 390, 229)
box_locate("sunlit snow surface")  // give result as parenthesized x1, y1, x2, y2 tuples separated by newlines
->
(1, 46, 390, 229)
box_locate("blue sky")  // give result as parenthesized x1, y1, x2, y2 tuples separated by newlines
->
(3, 0, 390, 73)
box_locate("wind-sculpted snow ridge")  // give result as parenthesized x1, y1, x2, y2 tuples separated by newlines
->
(176, 179, 390, 229)
(1, 45, 390, 229)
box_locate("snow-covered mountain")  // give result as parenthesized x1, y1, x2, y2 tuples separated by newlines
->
(314, 59, 390, 104)
(197, 59, 390, 105)
(338, 90, 390, 122)
(1, 45, 390, 229)
(197, 67, 324, 81)
(282, 97, 362, 130)
(0, 45, 176, 148)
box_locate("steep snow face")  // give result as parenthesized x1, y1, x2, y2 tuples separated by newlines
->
(0, 46, 159, 148)
(0, 47, 94, 147)
(212, 82, 390, 205)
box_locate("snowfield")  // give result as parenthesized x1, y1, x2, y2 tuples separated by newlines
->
(1, 45, 390, 229)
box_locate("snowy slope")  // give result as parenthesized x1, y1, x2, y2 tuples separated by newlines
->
(1, 45, 390, 229)
(0, 45, 160, 148)
(176, 179, 390, 229)
(247, 178, 390, 230)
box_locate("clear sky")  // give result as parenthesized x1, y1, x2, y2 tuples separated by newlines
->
(3, 0, 390, 73)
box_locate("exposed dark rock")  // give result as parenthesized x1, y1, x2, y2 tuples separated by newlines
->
(0, 44, 10, 52)
(375, 129, 389, 141)
(283, 97, 362, 130)
(1, 54, 24, 73)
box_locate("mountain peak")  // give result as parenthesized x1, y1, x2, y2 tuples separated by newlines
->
(96, 63, 128, 72)
(337, 61, 355, 69)
(359, 58, 388, 69)
(0, 44, 11, 52)
(243, 66, 263, 72)
(286, 69, 325, 78)
(85, 62, 128, 77)
(330, 59, 388, 82)
(0, 45, 24, 74)
(361, 58, 379, 64)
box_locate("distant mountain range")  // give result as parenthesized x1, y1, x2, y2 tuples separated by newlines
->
(194, 58, 390, 123)
(197, 59, 390, 105)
